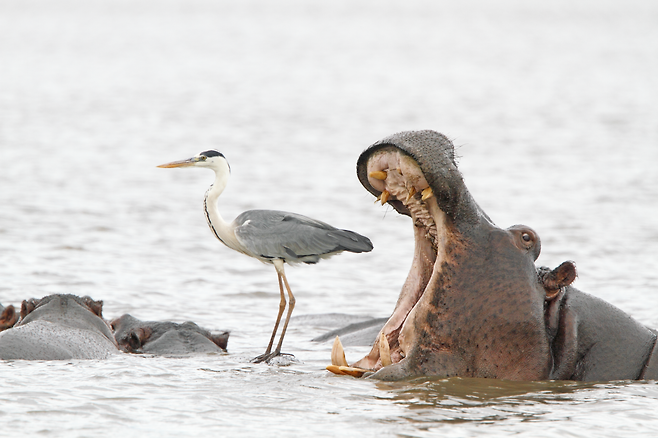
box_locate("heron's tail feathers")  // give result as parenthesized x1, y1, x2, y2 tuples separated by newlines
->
(331, 229, 373, 254)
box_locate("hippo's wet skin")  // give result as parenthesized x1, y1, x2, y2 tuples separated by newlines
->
(0, 294, 118, 360)
(111, 314, 229, 356)
(329, 130, 657, 381)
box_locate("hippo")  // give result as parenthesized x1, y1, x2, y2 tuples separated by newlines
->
(327, 130, 658, 381)
(0, 303, 18, 331)
(110, 314, 229, 356)
(0, 294, 118, 360)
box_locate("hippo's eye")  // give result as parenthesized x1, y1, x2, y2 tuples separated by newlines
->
(508, 225, 541, 260)
(515, 229, 535, 250)
(520, 232, 535, 248)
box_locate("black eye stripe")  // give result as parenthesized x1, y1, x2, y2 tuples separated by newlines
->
(200, 150, 224, 159)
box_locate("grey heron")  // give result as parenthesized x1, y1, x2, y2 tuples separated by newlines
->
(157, 150, 373, 363)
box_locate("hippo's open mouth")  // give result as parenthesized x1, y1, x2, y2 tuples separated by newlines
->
(328, 145, 459, 377)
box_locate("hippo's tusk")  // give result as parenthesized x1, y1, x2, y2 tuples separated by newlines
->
(326, 365, 369, 378)
(369, 170, 388, 180)
(327, 336, 370, 377)
(378, 332, 392, 367)
(381, 190, 391, 205)
(337, 366, 369, 377)
(406, 186, 416, 203)
(326, 364, 344, 374)
(331, 336, 348, 367)
(421, 187, 433, 201)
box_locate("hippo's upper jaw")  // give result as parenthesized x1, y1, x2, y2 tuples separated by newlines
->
(329, 130, 556, 380)
(354, 135, 465, 373)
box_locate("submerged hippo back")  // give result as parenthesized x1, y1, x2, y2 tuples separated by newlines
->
(0, 321, 117, 360)
(0, 295, 118, 360)
(20, 295, 115, 341)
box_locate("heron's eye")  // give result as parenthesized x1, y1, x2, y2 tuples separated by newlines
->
(200, 156, 207, 161)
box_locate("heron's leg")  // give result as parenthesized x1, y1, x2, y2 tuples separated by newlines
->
(252, 261, 288, 363)
(272, 263, 295, 356)
(263, 271, 286, 355)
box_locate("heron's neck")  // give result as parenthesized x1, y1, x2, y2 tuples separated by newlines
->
(203, 170, 241, 251)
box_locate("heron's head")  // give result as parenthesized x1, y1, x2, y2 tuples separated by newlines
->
(157, 150, 231, 175)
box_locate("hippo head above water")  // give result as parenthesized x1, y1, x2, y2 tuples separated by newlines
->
(328, 130, 657, 381)
(110, 314, 229, 356)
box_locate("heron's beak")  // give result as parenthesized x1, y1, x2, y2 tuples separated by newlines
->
(157, 157, 201, 168)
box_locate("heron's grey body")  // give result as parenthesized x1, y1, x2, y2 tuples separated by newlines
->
(229, 209, 373, 265)
(159, 150, 373, 362)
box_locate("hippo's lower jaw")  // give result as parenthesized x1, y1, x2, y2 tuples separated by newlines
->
(329, 147, 457, 378)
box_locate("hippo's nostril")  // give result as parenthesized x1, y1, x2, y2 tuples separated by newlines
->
(128, 331, 142, 351)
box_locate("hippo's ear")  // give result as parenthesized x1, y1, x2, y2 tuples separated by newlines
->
(81, 296, 104, 318)
(210, 331, 230, 351)
(0, 305, 18, 330)
(20, 299, 38, 319)
(539, 261, 577, 300)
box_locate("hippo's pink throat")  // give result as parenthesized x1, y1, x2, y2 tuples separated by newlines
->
(353, 147, 459, 372)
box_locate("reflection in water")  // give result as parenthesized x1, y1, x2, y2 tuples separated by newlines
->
(375, 377, 628, 425)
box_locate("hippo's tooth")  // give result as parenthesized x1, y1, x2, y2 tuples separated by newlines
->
(369, 170, 388, 180)
(326, 365, 369, 378)
(338, 366, 369, 378)
(421, 187, 433, 201)
(381, 190, 391, 205)
(378, 332, 392, 367)
(406, 186, 416, 203)
(331, 336, 349, 366)
(326, 364, 346, 375)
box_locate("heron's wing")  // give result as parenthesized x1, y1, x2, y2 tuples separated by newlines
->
(233, 210, 373, 264)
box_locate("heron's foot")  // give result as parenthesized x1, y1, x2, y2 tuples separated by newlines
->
(251, 351, 295, 364)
